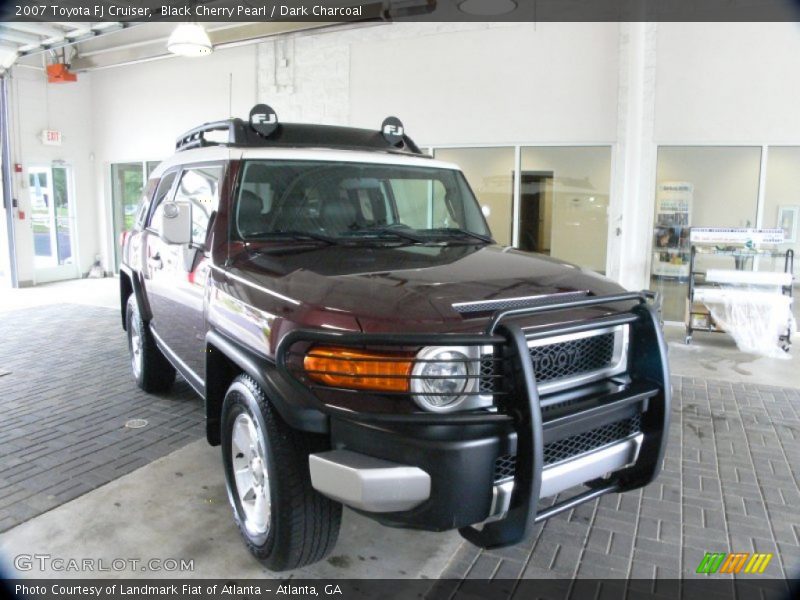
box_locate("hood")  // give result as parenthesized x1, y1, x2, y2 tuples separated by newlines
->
(229, 243, 625, 332)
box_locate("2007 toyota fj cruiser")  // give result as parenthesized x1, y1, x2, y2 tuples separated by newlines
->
(119, 105, 669, 571)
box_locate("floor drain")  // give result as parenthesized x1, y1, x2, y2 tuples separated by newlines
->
(125, 419, 148, 429)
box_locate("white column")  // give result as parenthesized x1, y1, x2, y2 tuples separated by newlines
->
(608, 22, 657, 291)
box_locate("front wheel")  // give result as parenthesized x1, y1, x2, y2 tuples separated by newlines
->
(221, 375, 341, 571)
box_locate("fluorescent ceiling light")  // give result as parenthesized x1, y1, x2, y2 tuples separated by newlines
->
(458, 0, 517, 16)
(167, 23, 213, 57)
(0, 48, 18, 70)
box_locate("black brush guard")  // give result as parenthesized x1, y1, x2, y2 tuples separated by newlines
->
(276, 291, 670, 548)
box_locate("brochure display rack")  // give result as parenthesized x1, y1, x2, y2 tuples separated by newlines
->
(652, 182, 693, 278)
(685, 228, 795, 353)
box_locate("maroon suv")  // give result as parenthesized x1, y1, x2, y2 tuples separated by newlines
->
(119, 105, 670, 571)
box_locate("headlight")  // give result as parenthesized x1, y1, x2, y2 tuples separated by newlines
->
(411, 346, 479, 412)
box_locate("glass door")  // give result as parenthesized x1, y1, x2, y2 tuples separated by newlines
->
(520, 146, 612, 275)
(111, 162, 145, 271)
(29, 165, 78, 283)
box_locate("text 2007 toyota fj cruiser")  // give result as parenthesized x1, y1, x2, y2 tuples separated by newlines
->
(119, 105, 669, 571)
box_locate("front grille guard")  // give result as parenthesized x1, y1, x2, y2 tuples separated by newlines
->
(275, 291, 671, 548)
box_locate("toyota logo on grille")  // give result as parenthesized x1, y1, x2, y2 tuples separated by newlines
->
(532, 346, 580, 371)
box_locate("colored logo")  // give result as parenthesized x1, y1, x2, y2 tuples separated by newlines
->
(696, 552, 772, 574)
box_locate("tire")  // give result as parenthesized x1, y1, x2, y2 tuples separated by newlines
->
(126, 294, 176, 393)
(221, 374, 341, 571)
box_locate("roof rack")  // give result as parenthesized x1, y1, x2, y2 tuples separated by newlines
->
(175, 105, 425, 157)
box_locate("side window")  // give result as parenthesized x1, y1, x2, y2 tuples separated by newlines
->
(147, 171, 178, 232)
(173, 165, 224, 246)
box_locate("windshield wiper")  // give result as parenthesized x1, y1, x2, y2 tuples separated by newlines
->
(247, 230, 338, 245)
(345, 225, 428, 244)
(429, 228, 494, 244)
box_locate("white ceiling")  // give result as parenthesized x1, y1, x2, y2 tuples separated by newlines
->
(1, 21, 333, 72)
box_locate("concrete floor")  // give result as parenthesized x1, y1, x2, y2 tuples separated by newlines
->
(664, 324, 799, 390)
(0, 278, 798, 582)
(0, 440, 461, 579)
(0, 277, 120, 313)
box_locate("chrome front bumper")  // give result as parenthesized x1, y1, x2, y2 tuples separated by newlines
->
(489, 433, 643, 519)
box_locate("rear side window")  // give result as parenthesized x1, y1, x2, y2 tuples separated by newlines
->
(173, 165, 224, 246)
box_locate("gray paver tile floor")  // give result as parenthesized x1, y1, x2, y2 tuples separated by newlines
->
(442, 376, 800, 589)
(0, 304, 203, 533)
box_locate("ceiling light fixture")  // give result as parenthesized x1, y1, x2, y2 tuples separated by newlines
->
(167, 23, 213, 57)
(458, 0, 518, 16)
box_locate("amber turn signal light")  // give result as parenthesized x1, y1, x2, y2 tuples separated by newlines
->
(303, 346, 413, 392)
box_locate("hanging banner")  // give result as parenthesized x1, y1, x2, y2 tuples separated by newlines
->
(689, 227, 785, 245)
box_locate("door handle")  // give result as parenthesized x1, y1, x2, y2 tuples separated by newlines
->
(148, 254, 163, 270)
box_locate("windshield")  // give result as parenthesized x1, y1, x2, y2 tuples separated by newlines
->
(234, 160, 492, 243)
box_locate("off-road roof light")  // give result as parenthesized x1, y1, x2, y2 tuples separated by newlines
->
(249, 104, 279, 138)
(174, 105, 425, 157)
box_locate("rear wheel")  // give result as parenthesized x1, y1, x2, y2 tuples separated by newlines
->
(126, 294, 175, 393)
(221, 375, 341, 571)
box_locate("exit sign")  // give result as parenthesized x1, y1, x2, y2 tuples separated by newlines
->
(40, 130, 62, 146)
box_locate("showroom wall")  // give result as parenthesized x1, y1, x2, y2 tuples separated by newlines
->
(655, 22, 800, 143)
(253, 22, 620, 143)
(347, 23, 619, 144)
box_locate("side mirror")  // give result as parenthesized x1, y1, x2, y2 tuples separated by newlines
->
(481, 205, 491, 218)
(157, 201, 192, 245)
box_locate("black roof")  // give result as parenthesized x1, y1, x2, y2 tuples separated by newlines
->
(176, 118, 426, 157)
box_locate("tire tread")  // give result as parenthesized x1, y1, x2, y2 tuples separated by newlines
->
(225, 374, 341, 571)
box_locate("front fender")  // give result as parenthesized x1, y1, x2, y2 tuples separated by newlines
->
(205, 329, 328, 445)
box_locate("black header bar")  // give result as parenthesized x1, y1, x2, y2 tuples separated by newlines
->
(3, 0, 800, 23)
(2, 578, 797, 600)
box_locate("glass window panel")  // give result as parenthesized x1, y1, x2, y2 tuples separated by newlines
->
(763, 147, 800, 278)
(29, 168, 53, 266)
(0, 171, 8, 286)
(173, 166, 223, 246)
(650, 146, 762, 321)
(434, 147, 514, 245)
(52, 166, 72, 266)
(520, 146, 612, 274)
(111, 162, 144, 271)
(233, 160, 487, 240)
